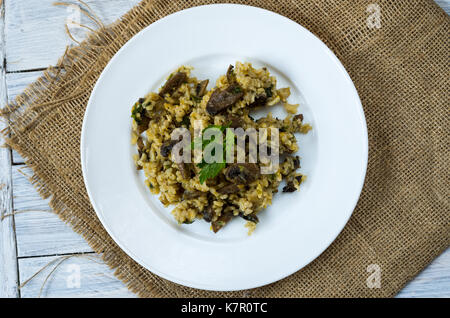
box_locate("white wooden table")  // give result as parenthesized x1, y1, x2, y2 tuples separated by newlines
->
(1, 0, 449, 298)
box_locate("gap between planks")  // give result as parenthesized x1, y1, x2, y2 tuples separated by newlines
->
(0, 0, 20, 298)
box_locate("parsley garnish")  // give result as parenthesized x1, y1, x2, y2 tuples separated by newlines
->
(181, 115, 190, 128)
(131, 101, 144, 124)
(198, 162, 226, 184)
(265, 85, 273, 98)
(232, 86, 242, 94)
(192, 123, 234, 184)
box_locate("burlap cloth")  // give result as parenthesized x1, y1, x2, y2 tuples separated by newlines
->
(1, 0, 449, 297)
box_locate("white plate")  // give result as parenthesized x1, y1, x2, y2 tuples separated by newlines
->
(81, 4, 368, 291)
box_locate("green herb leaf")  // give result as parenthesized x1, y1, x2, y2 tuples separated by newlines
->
(131, 101, 144, 124)
(181, 115, 190, 128)
(198, 162, 226, 184)
(191, 95, 202, 103)
(195, 123, 235, 184)
(265, 85, 273, 98)
(232, 86, 242, 94)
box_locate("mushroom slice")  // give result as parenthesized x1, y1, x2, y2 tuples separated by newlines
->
(160, 140, 178, 157)
(159, 72, 187, 97)
(177, 162, 191, 179)
(195, 79, 209, 97)
(226, 64, 237, 84)
(206, 84, 244, 116)
(225, 163, 260, 184)
(211, 212, 233, 233)
(202, 204, 214, 223)
(182, 189, 204, 200)
(240, 212, 259, 224)
(217, 183, 240, 195)
(282, 181, 297, 193)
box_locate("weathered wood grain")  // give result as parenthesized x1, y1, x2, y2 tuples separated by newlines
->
(5, 0, 141, 72)
(0, 0, 19, 298)
(435, 0, 450, 12)
(5, 71, 43, 164)
(4, 0, 450, 72)
(6, 71, 42, 102)
(13, 166, 93, 257)
(19, 254, 136, 298)
(12, 162, 450, 297)
(397, 249, 450, 298)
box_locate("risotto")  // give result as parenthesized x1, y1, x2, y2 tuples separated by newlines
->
(131, 62, 311, 234)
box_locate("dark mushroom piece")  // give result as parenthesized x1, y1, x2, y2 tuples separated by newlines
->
(226, 65, 237, 84)
(248, 93, 267, 108)
(239, 212, 259, 224)
(226, 114, 244, 128)
(206, 84, 244, 116)
(282, 181, 297, 193)
(217, 183, 240, 195)
(137, 137, 145, 155)
(159, 72, 187, 97)
(177, 162, 191, 179)
(205, 178, 219, 187)
(135, 137, 146, 170)
(182, 190, 204, 200)
(137, 116, 150, 134)
(195, 79, 209, 97)
(160, 140, 178, 157)
(202, 204, 214, 223)
(293, 156, 300, 169)
(293, 113, 304, 122)
(211, 212, 233, 233)
(295, 175, 303, 183)
(225, 163, 260, 184)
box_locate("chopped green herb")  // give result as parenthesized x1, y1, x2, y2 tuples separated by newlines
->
(232, 86, 242, 94)
(181, 115, 190, 128)
(131, 101, 144, 124)
(196, 161, 207, 169)
(265, 85, 273, 98)
(191, 124, 235, 184)
(198, 162, 226, 184)
(191, 95, 202, 103)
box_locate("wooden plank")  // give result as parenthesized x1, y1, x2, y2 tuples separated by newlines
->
(397, 248, 450, 298)
(4, 0, 449, 298)
(0, 0, 19, 298)
(19, 254, 136, 298)
(12, 150, 23, 165)
(5, 0, 140, 72)
(12, 166, 93, 257)
(5, 71, 43, 164)
(3, 1, 449, 71)
(435, 0, 450, 13)
(6, 71, 43, 102)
